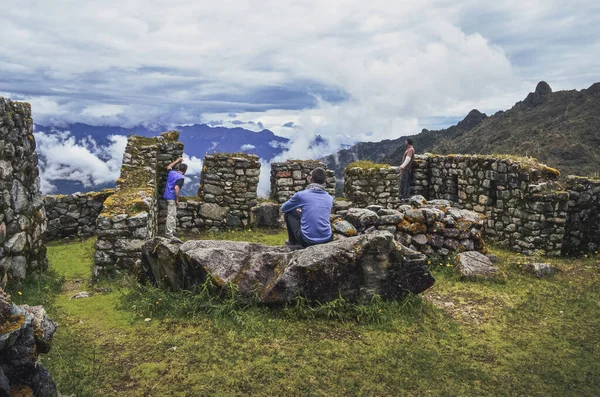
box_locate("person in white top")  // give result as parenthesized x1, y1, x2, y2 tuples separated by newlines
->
(399, 138, 415, 200)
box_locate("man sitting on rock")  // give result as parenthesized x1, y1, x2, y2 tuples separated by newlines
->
(281, 167, 334, 248)
(163, 157, 187, 241)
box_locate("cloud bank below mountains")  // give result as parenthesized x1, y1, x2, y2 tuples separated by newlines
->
(35, 130, 128, 193)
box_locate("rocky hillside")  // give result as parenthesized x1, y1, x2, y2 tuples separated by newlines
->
(323, 81, 600, 179)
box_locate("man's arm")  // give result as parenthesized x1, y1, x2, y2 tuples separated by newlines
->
(167, 157, 183, 170)
(281, 192, 302, 213)
(400, 155, 411, 170)
(174, 179, 184, 203)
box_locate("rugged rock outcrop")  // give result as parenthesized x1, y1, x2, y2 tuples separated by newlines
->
(0, 290, 57, 396)
(142, 231, 435, 303)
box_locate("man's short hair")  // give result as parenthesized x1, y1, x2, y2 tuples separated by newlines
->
(177, 163, 188, 174)
(311, 167, 327, 184)
(406, 138, 413, 145)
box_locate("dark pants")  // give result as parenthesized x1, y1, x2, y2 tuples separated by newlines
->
(284, 211, 333, 248)
(284, 210, 308, 247)
(400, 170, 412, 199)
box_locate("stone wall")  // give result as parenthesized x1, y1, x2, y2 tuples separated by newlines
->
(417, 155, 566, 256)
(270, 160, 336, 203)
(43, 189, 114, 240)
(562, 176, 600, 255)
(0, 97, 47, 283)
(94, 132, 181, 277)
(349, 155, 568, 256)
(195, 153, 260, 228)
(344, 165, 400, 208)
(332, 201, 486, 258)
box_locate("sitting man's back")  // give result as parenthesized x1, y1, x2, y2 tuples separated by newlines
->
(281, 167, 333, 247)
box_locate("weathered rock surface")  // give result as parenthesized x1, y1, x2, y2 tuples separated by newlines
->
(455, 251, 499, 278)
(344, 208, 379, 230)
(0, 290, 57, 396)
(522, 262, 559, 278)
(142, 231, 435, 303)
(331, 220, 357, 237)
(250, 202, 284, 228)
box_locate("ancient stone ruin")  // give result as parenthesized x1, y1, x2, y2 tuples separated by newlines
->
(408, 154, 568, 256)
(0, 98, 47, 285)
(331, 201, 486, 258)
(93, 132, 183, 276)
(270, 160, 336, 203)
(44, 189, 114, 240)
(344, 165, 400, 208)
(563, 176, 600, 255)
(25, 129, 597, 282)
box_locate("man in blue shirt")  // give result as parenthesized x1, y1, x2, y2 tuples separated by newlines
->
(281, 167, 334, 248)
(163, 157, 187, 239)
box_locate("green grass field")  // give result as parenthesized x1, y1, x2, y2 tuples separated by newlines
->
(8, 231, 600, 396)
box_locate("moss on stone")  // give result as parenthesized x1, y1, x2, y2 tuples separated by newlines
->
(345, 160, 392, 172)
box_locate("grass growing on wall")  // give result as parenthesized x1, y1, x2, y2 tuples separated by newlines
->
(345, 160, 392, 171)
(8, 235, 600, 396)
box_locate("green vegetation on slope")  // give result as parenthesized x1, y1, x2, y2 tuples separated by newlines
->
(324, 82, 600, 180)
(8, 235, 600, 396)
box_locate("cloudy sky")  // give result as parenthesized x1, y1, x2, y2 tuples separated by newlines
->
(2, 0, 599, 192)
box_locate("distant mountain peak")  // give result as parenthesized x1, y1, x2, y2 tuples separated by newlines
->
(456, 109, 487, 131)
(522, 81, 553, 107)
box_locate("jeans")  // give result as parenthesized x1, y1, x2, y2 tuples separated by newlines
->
(400, 170, 412, 199)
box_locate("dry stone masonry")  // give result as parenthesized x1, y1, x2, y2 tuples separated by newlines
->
(196, 153, 261, 228)
(410, 154, 567, 255)
(270, 160, 335, 203)
(563, 176, 600, 255)
(94, 131, 182, 277)
(332, 200, 487, 258)
(344, 165, 400, 208)
(43, 189, 113, 240)
(0, 97, 47, 284)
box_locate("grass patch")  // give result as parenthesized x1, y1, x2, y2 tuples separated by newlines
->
(181, 228, 288, 246)
(12, 234, 600, 396)
(345, 160, 392, 171)
(45, 237, 96, 279)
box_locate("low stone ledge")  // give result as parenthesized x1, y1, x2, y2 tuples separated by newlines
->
(141, 231, 435, 303)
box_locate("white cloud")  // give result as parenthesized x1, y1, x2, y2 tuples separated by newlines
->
(34, 130, 127, 194)
(2, 0, 599, 173)
(182, 153, 203, 175)
(240, 144, 256, 151)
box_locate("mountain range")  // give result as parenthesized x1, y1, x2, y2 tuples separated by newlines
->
(323, 81, 600, 180)
(34, 123, 290, 195)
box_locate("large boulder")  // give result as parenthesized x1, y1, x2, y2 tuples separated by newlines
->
(0, 290, 57, 396)
(141, 231, 435, 303)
